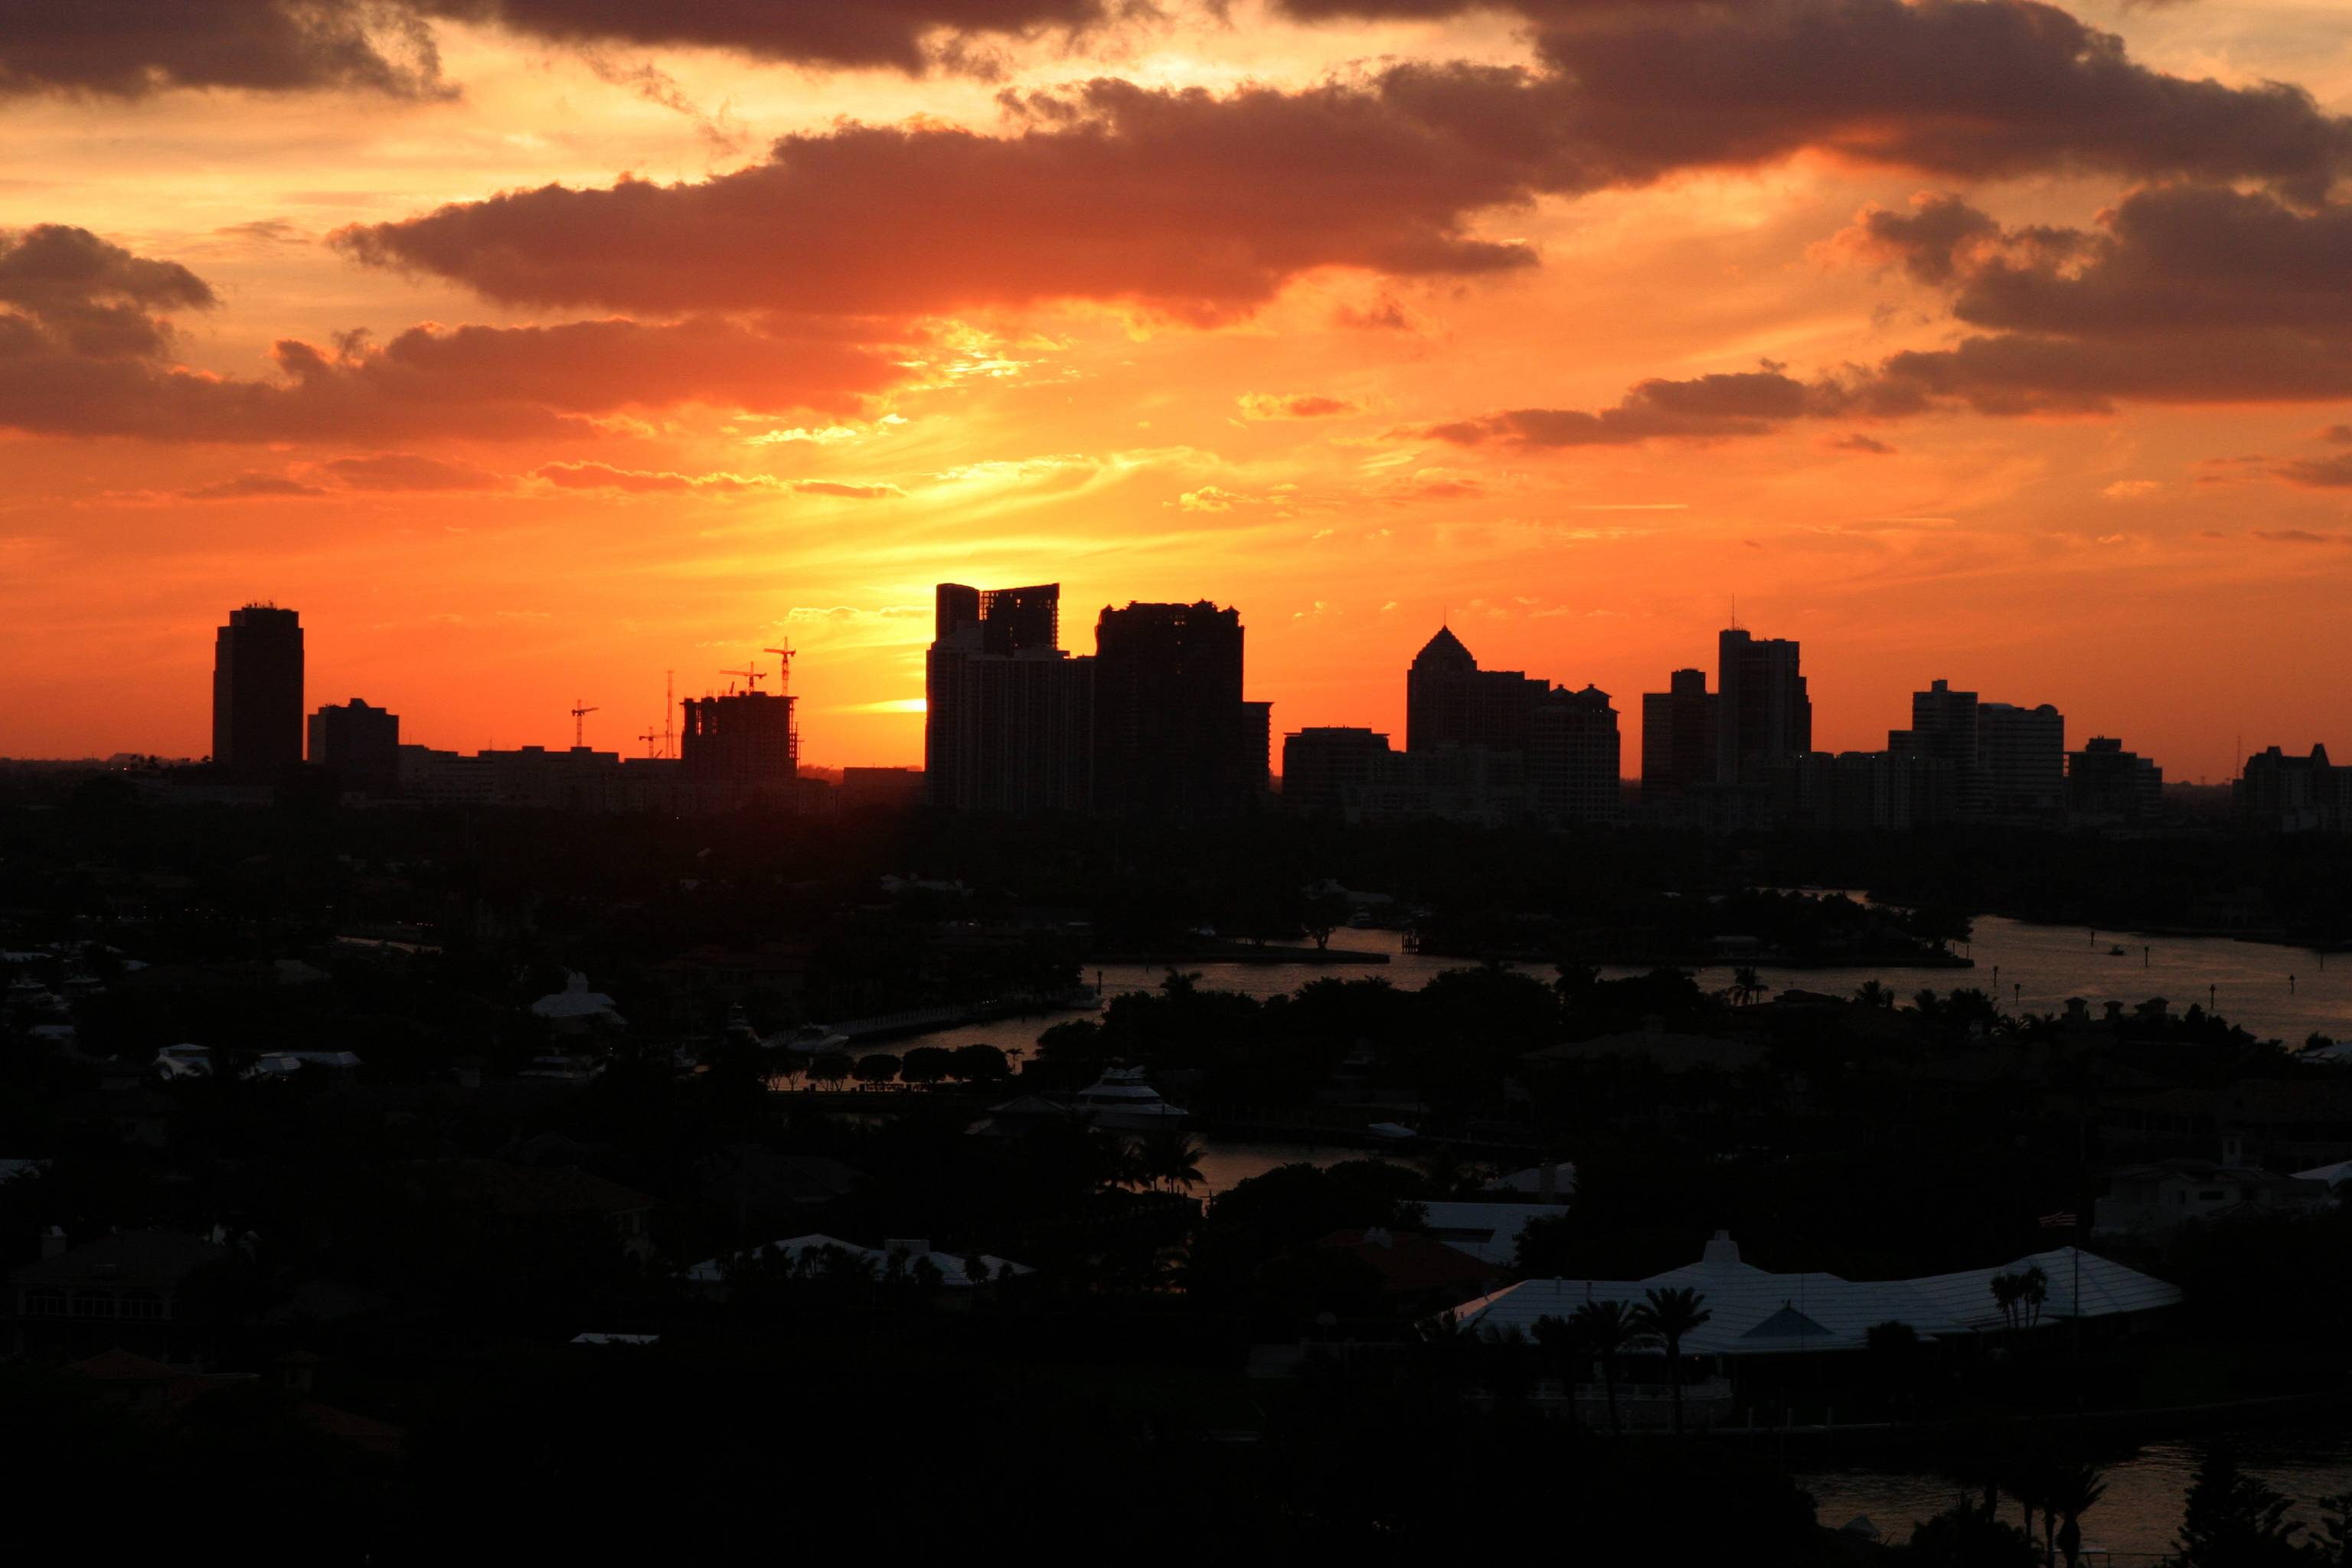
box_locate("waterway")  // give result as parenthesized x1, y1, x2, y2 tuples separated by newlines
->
(842, 915, 2352, 1540)
(1801, 1421, 2352, 1560)
(855, 913, 2352, 1066)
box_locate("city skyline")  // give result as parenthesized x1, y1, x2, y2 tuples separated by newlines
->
(5, 590, 2321, 788)
(5, 2, 2352, 780)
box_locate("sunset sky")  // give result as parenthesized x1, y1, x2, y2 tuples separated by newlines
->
(5, 0, 2350, 779)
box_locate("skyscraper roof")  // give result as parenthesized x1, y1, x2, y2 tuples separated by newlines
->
(1411, 625, 1476, 671)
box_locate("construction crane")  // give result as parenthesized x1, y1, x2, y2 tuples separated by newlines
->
(719, 663, 765, 694)
(636, 725, 662, 760)
(762, 643, 795, 693)
(570, 698, 599, 749)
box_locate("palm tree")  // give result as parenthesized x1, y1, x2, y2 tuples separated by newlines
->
(1134, 1127, 1206, 1194)
(2019, 1265, 2049, 1329)
(1570, 1298, 1647, 1436)
(1632, 1285, 1713, 1435)
(1854, 978, 1895, 1010)
(2050, 1462, 2108, 1568)
(1990, 1270, 2024, 1331)
(1731, 966, 1764, 1007)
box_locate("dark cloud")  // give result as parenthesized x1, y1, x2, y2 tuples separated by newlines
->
(2272, 454, 2352, 490)
(337, 79, 1544, 321)
(184, 472, 328, 501)
(0, 1, 1116, 98)
(2252, 528, 2352, 543)
(338, 3, 2352, 318)
(1420, 369, 1872, 447)
(0, 1, 447, 99)
(323, 452, 508, 490)
(0, 228, 910, 444)
(1826, 433, 1896, 454)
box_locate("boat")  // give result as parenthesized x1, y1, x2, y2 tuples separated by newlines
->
(1070, 1066, 1189, 1129)
(2107, 945, 2127, 956)
(1365, 1121, 1421, 1142)
(778, 1023, 850, 1054)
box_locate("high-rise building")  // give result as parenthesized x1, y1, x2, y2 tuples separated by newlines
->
(1406, 626, 1544, 753)
(1889, 678, 1985, 814)
(1978, 701, 2065, 815)
(1282, 727, 1396, 815)
(308, 697, 399, 794)
(1640, 668, 1717, 802)
(681, 688, 798, 802)
(1528, 684, 1620, 821)
(925, 583, 1093, 813)
(2237, 745, 2352, 833)
(1715, 628, 1809, 785)
(211, 603, 304, 781)
(1093, 599, 1266, 815)
(2068, 737, 2162, 823)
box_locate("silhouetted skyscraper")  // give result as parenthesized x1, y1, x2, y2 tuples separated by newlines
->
(2067, 737, 2161, 823)
(1641, 668, 1717, 802)
(1715, 628, 1809, 785)
(1978, 701, 2065, 815)
(1528, 684, 1621, 820)
(1282, 727, 1394, 815)
(212, 603, 303, 781)
(1406, 626, 1543, 753)
(681, 688, 798, 802)
(1890, 678, 1985, 814)
(1093, 599, 1265, 815)
(308, 697, 398, 794)
(925, 583, 1092, 813)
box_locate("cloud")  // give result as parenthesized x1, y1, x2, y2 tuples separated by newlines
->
(0, 227, 910, 444)
(184, 472, 328, 501)
(2272, 454, 2352, 489)
(1419, 368, 1878, 448)
(0, 1, 1116, 100)
(323, 452, 507, 490)
(1824, 433, 1894, 455)
(1177, 485, 1247, 511)
(2252, 528, 2352, 544)
(2101, 479, 2161, 499)
(533, 462, 900, 497)
(1238, 392, 1364, 420)
(340, 5, 2351, 322)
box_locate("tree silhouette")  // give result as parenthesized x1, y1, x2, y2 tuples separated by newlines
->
(2049, 1462, 2107, 1568)
(1570, 1298, 1648, 1436)
(1632, 1285, 1713, 1435)
(2174, 1440, 2305, 1566)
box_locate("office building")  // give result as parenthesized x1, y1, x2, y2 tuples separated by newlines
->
(307, 698, 399, 795)
(1715, 629, 1809, 785)
(1640, 668, 1716, 803)
(2067, 737, 2163, 824)
(1889, 678, 1986, 815)
(211, 603, 303, 781)
(2237, 745, 2352, 833)
(1093, 599, 1266, 816)
(1978, 701, 2065, 815)
(925, 583, 1093, 814)
(1282, 727, 1396, 815)
(1406, 626, 1544, 754)
(1528, 684, 1620, 821)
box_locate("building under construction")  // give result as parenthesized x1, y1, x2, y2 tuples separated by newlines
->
(681, 659, 799, 803)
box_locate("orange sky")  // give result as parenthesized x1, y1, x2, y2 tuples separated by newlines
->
(3, 0, 2350, 782)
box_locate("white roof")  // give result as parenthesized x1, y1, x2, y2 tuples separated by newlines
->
(2294, 1158, 2352, 1187)
(687, 1233, 1031, 1286)
(532, 972, 623, 1021)
(570, 1332, 659, 1346)
(1481, 1163, 1578, 1198)
(1450, 1235, 2180, 1354)
(1417, 1201, 1563, 1266)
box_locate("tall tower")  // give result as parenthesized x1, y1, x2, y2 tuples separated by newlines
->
(1714, 628, 1809, 785)
(212, 603, 304, 781)
(925, 583, 1093, 813)
(1093, 599, 1262, 816)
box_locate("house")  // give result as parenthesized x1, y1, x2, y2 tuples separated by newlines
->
(1480, 1162, 1577, 1202)
(686, 1234, 1031, 1301)
(7, 1230, 229, 1355)
(1450, 1231, 2180, 1354)
(530, 972, 627, 1034)
(2108, 1079, 2352, 1168)
(1312, 1227, 1507, 1305)
(1414, 1201, 1565, 1266)
(2093, 1156, 2333, 1236)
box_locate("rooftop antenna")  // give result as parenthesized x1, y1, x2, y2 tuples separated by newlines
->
(1730, 594, 1740, 631)
(570, 698, 599, 749)
(763, 642, 795, 693)
(662, 670, 675, 760)
(719, 663, 765, 694)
